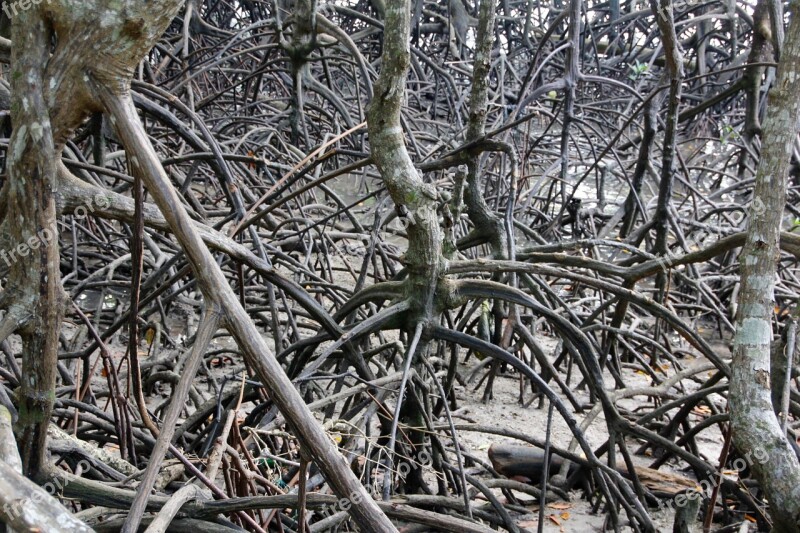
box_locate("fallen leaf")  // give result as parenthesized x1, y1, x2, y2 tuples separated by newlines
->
(548, 503, 572, 510)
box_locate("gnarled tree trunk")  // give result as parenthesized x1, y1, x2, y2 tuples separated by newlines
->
(4, 2, 396, 531)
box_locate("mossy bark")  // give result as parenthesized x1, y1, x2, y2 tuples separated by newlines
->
(730, 1, 800, 530)
(6, 4, 398, 530)
(367, 0, 443, 324)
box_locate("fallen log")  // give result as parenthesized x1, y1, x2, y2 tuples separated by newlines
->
(0, 407, 94, 533)
(489, 443, 578, 482)
(489, 443, 696, 498)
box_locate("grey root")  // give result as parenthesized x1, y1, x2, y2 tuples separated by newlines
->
(0, 1, 799, 533)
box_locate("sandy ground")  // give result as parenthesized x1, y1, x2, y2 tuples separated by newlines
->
(70, 263, 728, 532)
(448, 335, 719, 532)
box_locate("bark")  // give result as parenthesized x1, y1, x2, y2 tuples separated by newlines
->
(730, 1, 800, 530)
(0, 458, 93, 533)
(4, 0, 186, 477)
(0, 405, 91, 532)
(2, 0, 799, 530)
(4, 2, 396, 531)
(366, 0, 449, 501)
(557, 0, 581, 210)
(462, 0, 507, 258)
(101, 90, 396, 533)
(367, 0, 442, 321)
(651, 0, 684, 257)
(737, 0, 775, 180)
(121, 308, 222, 533)
(285, 0, 317, 145)
(619, 86, 665, 238)
(8, 6, 64, 478)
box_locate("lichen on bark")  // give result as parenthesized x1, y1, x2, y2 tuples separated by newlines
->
(730, 1, 800, 530)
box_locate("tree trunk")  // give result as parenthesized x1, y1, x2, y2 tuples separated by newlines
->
(730, 1, 800, 530)
(4, 2, 397, 531)
(8, 5, 68, 478)
(462, 0, 506, 258)
(367, 0, 442, 323)
(651, 0, 683, 257)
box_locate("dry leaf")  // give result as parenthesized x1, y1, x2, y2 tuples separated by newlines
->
(548, 503, 572, 510)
